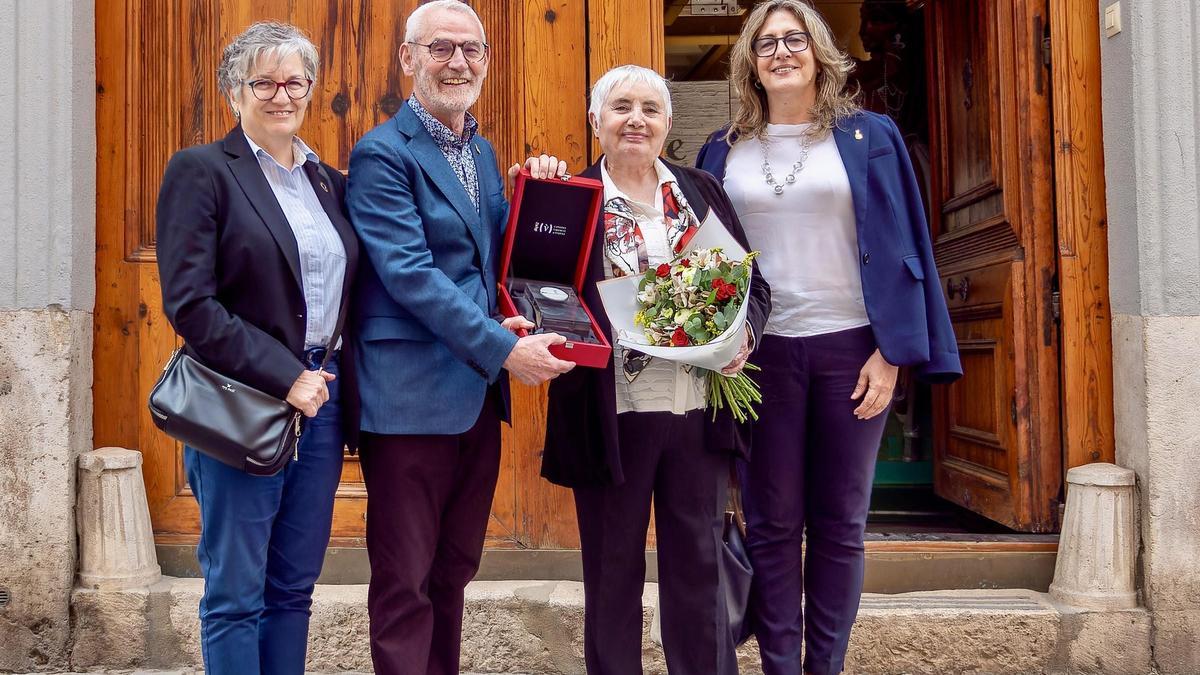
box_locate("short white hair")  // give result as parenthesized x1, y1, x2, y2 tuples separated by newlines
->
(588, 65, 673, 122)
(405, 0, 487, 44)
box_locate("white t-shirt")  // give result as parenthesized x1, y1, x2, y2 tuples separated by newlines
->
(723, 123, 869, 337)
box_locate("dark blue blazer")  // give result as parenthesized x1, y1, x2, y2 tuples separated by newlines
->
(347, 104, 516, 434)
(696, 111, 961, 382)
(156, 126, 362, 448)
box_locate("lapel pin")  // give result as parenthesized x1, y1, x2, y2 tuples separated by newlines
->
(319, 181, 329, 192)
(854, 129, 864, 141)
(474, 143, 481, 155)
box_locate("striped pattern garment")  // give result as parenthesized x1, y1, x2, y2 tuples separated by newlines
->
(245, 133, 346, 349)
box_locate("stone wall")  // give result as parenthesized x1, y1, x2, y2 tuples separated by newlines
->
(0, 0, 96, 670)
(664, 80, 738, 166)
(1100, 0, 1200, 672)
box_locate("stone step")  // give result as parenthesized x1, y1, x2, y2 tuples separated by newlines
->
(70, 578, 1152, 674)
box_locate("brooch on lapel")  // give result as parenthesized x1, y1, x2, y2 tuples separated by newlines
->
(854, 129, 864, 141)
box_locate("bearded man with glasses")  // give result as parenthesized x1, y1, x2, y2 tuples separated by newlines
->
(346, 1, 572, 673)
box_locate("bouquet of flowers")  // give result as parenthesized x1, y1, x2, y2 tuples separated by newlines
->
(633, 247, 762, 422)
(597, 211, 763, 424)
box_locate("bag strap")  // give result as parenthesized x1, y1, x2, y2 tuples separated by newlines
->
(728, 459, 747, 534)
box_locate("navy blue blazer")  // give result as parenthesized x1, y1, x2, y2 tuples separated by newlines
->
(347, 104, 516, 435)
(696, 111, 961, 382)
(156, 125, 362, 449)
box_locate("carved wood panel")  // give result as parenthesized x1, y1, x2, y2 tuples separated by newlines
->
(927, 0, 1061, 532)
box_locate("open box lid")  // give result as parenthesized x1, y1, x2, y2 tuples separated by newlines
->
(498, 169, 604, 293)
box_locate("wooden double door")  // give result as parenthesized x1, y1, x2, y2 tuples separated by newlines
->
(96, 0, 1111, 541)
(95, 0, 663, 548)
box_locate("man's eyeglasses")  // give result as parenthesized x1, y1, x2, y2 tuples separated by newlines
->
(752, 31, 812, 58)
(408, 39, 489, 63)
(245, 78, 313, 101)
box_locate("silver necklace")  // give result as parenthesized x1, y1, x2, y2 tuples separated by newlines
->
(760, 132, 815, 195)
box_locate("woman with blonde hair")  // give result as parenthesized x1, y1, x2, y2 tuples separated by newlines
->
(696, 2, 960, 673)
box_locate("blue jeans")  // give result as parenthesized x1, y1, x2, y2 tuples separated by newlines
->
(185, 354, 344, 675)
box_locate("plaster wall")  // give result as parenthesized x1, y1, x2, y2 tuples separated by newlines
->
(0, 0, 96, 669)
(1100, 1, 1200, 671)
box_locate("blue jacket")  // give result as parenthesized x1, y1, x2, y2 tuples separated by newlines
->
(347, 104, 517, 434)
(696, 111, 961, 382)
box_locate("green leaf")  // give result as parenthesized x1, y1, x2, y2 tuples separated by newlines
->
(712, 310, 728, 332)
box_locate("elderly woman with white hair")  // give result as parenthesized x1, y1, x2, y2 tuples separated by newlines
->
(540, 65, 771, 674)
(156, 21, 359, 674)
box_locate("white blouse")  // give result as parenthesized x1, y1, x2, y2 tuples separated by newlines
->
(600, 159, 707, 415)
(723, 123, 869, 338)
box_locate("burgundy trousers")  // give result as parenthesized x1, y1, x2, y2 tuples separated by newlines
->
(359, 396, 501, 675)
(742, 326, 889, 675)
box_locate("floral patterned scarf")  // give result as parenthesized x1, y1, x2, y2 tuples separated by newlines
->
(602, 180, 701, 278)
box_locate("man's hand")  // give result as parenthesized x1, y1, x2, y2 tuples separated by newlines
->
(501, 314, 536, 336)
(286, 369, 336, 417)
(508, 153, 569, 183)
(503, 332, 576, 385)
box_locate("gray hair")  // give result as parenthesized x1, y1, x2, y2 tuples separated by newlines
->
(217, 21, 319, 99)
(405, 0, 486, 44)
(588, 65, 673, 123)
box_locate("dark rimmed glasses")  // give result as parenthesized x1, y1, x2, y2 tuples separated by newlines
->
(752, 31, 812, 58)
(244, 78, 313, 101)
(408, 38, 489, 63)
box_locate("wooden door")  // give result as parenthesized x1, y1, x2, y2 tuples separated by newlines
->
(926, 0, 1062, 532)
(95, 0, 659, 549)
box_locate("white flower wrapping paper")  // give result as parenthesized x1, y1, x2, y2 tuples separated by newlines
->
(597, 209, 751, 371)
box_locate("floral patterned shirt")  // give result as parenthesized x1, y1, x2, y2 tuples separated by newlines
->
(408, 95, 480, 209)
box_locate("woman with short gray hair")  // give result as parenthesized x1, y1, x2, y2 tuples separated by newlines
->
(541, 64, 771, 674)
(155, 21, 359, 674)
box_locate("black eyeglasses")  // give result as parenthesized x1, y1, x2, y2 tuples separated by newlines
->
(408, 39, 489, 63)
(752, 31, 812, 58)
(244, 78, 313, 101)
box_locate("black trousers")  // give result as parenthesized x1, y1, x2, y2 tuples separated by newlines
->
(573, 409, 738, 675)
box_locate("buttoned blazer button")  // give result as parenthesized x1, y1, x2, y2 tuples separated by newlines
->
(862, 252, 871, 265)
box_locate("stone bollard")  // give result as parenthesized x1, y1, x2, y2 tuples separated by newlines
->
(76, 447, 161, 590)
(1049, 462, 1138, 610)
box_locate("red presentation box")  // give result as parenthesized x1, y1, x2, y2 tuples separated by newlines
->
(497, 169, 612, 368)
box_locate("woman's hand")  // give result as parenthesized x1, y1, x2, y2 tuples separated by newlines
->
(720, 331, 753, 375)
(501, 314, 536, 336)
(286, 369, 335, 417)
(508, 153, 569, 182)
(851, 349, 898, 420)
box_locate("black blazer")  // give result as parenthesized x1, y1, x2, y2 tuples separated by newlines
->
(540, 160, 772, 488)
(156, 125, 361, 449)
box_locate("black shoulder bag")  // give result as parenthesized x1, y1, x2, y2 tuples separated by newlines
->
(147, 164, 345, 476)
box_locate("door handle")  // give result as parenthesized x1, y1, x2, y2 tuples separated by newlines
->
(947, 276, 970, 301)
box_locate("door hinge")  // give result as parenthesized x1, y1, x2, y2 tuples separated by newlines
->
(1042, 35, 1052, 67)
(1051, 290, 1062, 321)
(1011, 394, 1018, 426)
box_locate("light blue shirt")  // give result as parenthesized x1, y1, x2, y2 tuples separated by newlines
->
(244, 133, 346, 349)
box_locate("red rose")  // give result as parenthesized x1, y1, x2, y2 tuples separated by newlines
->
(671, 326, 690, 346)
(656, 263, 671, 278)
(714, 279, 735, 302)
(680, 258, 691, 268)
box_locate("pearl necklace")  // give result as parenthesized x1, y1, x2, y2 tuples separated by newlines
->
(760, 131, 815, 195)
